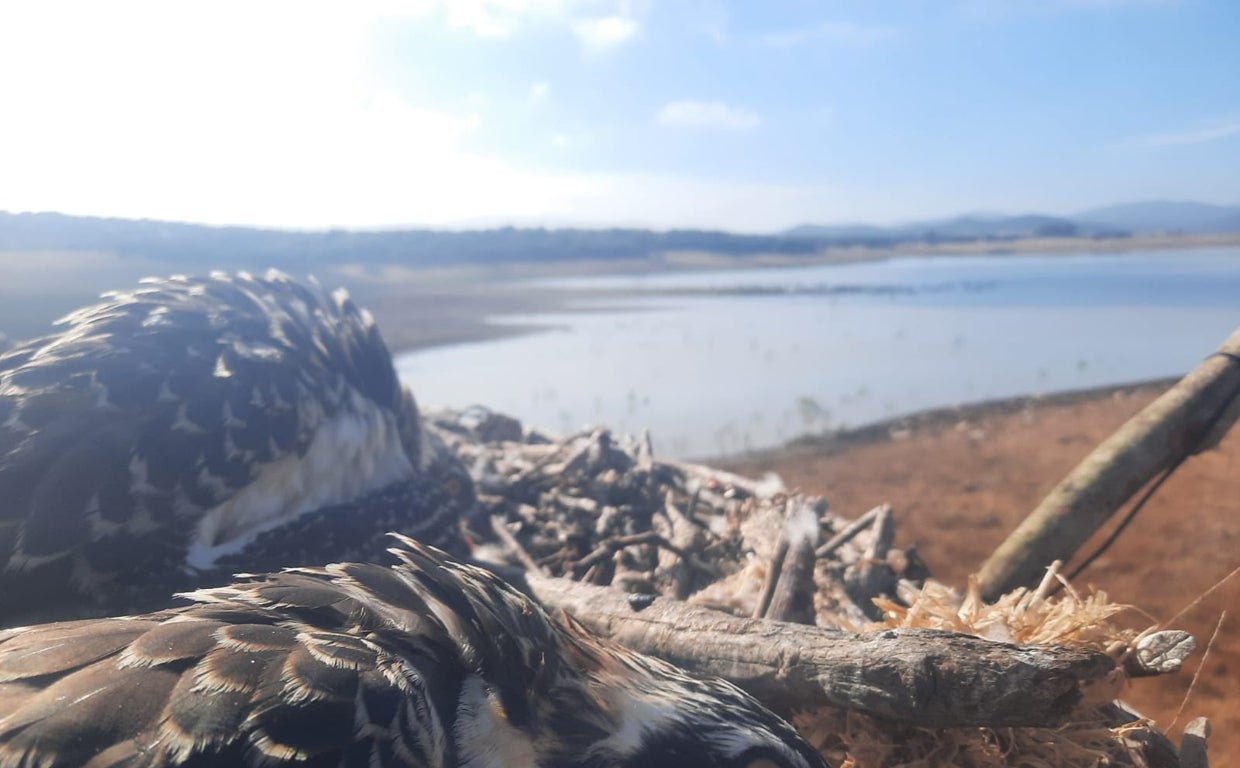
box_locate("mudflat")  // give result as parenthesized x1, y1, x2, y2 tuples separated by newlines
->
(722, 380, 1239, 763)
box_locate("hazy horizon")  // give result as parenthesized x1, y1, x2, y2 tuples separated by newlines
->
(5, 198, 1238, 238)
(1, 2, 1237, 233)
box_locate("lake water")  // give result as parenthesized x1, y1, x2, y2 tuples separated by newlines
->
(397, 248, 1240, 458)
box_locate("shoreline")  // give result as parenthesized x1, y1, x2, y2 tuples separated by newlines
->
(363, 233, 1240, 357)
(4, 233, 1232, 353)
(713, 377, 1181, 464)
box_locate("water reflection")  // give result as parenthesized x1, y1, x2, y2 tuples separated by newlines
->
(398, 249, 1240, 458)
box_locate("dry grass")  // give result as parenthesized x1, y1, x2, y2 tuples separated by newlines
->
(793, 565, 1180, 768)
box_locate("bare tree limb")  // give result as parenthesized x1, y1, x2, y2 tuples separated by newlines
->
(978, 326, 1240, 599)
(524, 572, 1114, 727)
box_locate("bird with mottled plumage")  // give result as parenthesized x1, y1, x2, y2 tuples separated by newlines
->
(0, 538, 829, 768)
(0, 271, 475, 625)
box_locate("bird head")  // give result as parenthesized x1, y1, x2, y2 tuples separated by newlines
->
(380, 538, 830, 768)
(547, 614, 828, 768)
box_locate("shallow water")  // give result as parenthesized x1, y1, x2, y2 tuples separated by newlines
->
(397, 248, 1240, 458)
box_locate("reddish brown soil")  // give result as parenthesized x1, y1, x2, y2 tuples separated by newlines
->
(723, 381, 1239, 764)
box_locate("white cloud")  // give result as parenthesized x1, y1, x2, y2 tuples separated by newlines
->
(573, 15, 639, 54)
(530, 81, 552, 101)
(417, 0, 642, 50)
(757, 20, 897, 48)
(1120, 118, 1240, 148)
(656, 101, 761, 131)
(438, 0, 578, 38)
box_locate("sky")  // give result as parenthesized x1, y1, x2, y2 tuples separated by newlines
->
(0, 0, 1237, 233)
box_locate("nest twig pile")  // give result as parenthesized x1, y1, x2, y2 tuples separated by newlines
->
(429, 405, 918, 622)
(427, 406, 1209, 768)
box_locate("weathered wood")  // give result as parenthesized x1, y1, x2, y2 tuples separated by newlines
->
(753, 533, 789, 619)
(978, 326, 1240, 599)
(655, 492, 706, 600)
(843, 504, 896, 618)
(524, 572, 1113, 727)
(816, 503, 882, 558)
(1125, 630, 1197, 677)
(1180, 717, 1211, 768)
(760, 499, 820, 624)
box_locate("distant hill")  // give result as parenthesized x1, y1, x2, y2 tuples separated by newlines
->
(784, 213, 1120, 241)
(787, 200, 1240, 241)
(0, 211, 821, 269)
(1074, 201, 1240, 235)
(782, 223, 894, 239)
(3, 200, 1235, 273)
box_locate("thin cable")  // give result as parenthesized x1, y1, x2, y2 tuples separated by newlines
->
(1064, 458, 1183, 582)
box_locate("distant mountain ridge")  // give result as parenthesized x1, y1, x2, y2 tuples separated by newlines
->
(0, 211, 821, 269)
(786, 200, 1240, 240)
(0, 200, 1236, 272)
(1074, 201, 1240, 234)
(783, 214, 1109, 240)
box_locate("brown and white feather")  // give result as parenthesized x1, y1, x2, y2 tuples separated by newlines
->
(0, 539, 828, 768)
(0, 271, 474, 625)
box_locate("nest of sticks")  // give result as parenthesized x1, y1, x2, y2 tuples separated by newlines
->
(428, 406, 1210, 768)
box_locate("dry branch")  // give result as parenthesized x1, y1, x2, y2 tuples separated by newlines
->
(524, 571, 1114, 727)
(978, 326, 1240, 599)
(757, 499, 820, 624)
(815, 504, 882, 558)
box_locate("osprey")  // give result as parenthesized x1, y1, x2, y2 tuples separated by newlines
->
(0, 539, 829, 768)
(0, 271, 474, 625)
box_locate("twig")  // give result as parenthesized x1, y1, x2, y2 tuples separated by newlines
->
(657, 492, 707, 599)
(570, 532, 707, 576)
(753, 536, 790, 619)
(489, 515, 546, 575)
(844, 504, 896, 618)
(762, 500, 821, 624)
(816, 504, 884, 558)
(658, 459, 763, 497)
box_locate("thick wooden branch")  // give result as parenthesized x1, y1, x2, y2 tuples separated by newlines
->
(524, 572, 1114, 728)
(977, 326, 1240, 599)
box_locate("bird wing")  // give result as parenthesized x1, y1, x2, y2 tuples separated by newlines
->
(0, 271, 412, 618)
(0, 551, 489, 767)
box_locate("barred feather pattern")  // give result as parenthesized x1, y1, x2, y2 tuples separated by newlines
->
(0, 271, 474, 625)
(0, 540, 828, 768)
